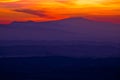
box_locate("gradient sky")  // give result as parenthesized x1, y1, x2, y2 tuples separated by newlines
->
(0, 0, 120, 24)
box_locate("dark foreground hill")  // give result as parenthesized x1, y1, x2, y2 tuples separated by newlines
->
(0, 56, 120, 80)
(0, 42, 119, 57)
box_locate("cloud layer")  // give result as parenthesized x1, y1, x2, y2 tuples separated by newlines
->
(0, 0, 120, 24)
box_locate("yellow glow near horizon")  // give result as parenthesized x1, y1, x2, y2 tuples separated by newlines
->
(75, 0, 106, 4)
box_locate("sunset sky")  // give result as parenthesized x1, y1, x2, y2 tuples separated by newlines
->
(0, 0, 120, 24)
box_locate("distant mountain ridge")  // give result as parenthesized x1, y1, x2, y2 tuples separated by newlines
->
(0, 18, 120, 57)
(0, 17, 120, 42)
(8, 17, 119, 24)
(1, 17, 119, 27)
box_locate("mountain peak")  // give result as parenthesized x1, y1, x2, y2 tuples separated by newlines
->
(60, 17, 90, 21)
(53, 17, 96, 25)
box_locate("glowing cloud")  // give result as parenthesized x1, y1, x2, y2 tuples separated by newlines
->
(0, 0, 19, 2)
(0, 0, 120, 24)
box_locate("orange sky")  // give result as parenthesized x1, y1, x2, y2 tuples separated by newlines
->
(0, 0, 120, 24)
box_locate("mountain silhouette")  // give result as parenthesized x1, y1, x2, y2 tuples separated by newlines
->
(0, 17, 120, 42)
(0, 17, 120, 57)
